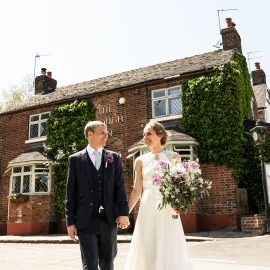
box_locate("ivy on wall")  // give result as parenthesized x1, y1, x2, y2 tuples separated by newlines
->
(182, 52, 265, 213)
(45, 100, 95, 217)
(263, 134, 270, 162)
(237, 132, 263, 213)
(182, 53, 252, 167)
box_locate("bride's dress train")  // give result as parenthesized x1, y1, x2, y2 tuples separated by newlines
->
(124, 150, 193, 270)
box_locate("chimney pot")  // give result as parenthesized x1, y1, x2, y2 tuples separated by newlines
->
(255, 62, 261, 70)
(41, 67, 47, 75)
(220, 18, 242, 53)
(226, 17, 233, 28)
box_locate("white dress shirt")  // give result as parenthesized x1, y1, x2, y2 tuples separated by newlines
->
(86, 145, 103, 169)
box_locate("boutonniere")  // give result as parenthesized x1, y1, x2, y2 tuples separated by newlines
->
(104, 152, 114, 168)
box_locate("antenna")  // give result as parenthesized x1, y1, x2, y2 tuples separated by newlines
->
(213, 40, 222, 49)
(33, 52, 50, 87)
(217, 8, 238, 31)
(247, 51, 262, 73)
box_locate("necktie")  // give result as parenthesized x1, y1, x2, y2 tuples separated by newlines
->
(93, 150, 101, 170)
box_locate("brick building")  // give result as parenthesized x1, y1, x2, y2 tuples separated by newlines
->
(0, 20, 266, 235)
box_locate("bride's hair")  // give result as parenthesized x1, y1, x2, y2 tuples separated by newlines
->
(145, 121, 168, 145)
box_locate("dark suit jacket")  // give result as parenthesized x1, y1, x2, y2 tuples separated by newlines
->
(65, 148, 129, 230)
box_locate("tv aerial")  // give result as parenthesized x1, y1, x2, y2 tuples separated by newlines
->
(33, 52, 50, 86)
(247, 51, 262, 73)
(217, 8, 238, 31)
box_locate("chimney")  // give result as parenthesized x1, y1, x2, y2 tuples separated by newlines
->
(251, 62, 266, 85)
(221, 18, 242, 53)
(34, 68, 57, 95)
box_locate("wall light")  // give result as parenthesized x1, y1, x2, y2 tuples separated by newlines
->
(119, 97, 126, 105)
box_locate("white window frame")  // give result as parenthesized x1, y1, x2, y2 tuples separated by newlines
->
(28, 112, 50, 140)
(151, 86, 182, 119)
(172, 144, 198, 161)
(9, 162, 52, 195)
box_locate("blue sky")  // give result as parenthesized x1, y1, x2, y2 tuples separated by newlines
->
(0, 0, 269, 104)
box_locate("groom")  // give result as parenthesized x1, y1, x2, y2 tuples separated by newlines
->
(65, 120, 130, 270)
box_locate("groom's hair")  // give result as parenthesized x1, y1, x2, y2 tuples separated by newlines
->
(84, 121, 107, 139)
(145, 121, 168, 145)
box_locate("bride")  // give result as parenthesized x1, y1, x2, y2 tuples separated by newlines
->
(124, 121, 193, 270)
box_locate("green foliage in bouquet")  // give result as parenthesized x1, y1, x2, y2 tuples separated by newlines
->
(45, 100, 95, 217)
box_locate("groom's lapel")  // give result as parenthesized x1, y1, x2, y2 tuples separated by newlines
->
(81, 148, 93, 184)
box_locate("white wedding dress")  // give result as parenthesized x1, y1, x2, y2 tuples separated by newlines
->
(124, 150, 193, 270)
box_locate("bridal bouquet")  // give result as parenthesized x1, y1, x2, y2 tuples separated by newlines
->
(151, 159, 212, 219)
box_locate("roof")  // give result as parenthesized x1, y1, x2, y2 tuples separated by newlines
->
(253, 83, 268, 108)
(1, 49, 236, 115)
(8, 151, 51, 166)
(128, 130, 198, 153)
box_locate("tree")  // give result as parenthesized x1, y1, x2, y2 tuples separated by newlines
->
(0, 74, 33, 112)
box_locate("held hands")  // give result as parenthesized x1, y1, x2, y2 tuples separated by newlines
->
(116, 216, 130, 229)
(67, 225, 78, 242)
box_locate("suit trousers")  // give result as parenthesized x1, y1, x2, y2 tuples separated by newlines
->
(77, 217, 117, 270)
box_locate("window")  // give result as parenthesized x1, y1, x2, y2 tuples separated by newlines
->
(10, 164, 51, 194)
(29, 112, 50, 139)
(135, 145, 197, 161)
(172, 145, 198, 161)
(152, 86, 182, 118)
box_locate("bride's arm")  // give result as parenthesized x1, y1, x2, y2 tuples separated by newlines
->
(172, 152, 181, 162)
(127, 157, 143, 213)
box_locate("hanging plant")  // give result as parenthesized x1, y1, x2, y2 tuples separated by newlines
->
(8, 193, 29, 203)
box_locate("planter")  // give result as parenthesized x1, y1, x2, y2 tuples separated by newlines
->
(241, 215, 269, 235)
(9, 194, 29, 204)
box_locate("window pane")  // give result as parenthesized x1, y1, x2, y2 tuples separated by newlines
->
(41, 113, 50, 120)
(192, 146, 198, 155)
(153, 99, 166, 117)
(40, 122, 47, 136)
(35, 174, 48, 192)
(35, 164, 49, 173)
(168, 97, 181, 115)
(168, 87, 181, 96)
(173, 145, 191, 155)
(13, 167, 22, 173)
(23, 175, 31, 193)
(30, 124, 39, 138)
(152, 90, 165, 98)
(35, 164, 47, 169)
(30, 115, 39, 122)
(24, 166, 31, 172)
(12, 176, 21, 193)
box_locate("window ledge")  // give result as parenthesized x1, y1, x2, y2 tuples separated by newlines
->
(9, 192, 53, 196)
(151, 114, 182, 122)
(25, 137, 47, 144)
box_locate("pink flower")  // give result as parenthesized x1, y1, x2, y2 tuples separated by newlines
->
(105, 152, 114, 168)
(181, 161, 200, 171)
(189, 161, 200, 170)
(158, 160, 169, 170)
(151, 172, 163, 186)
